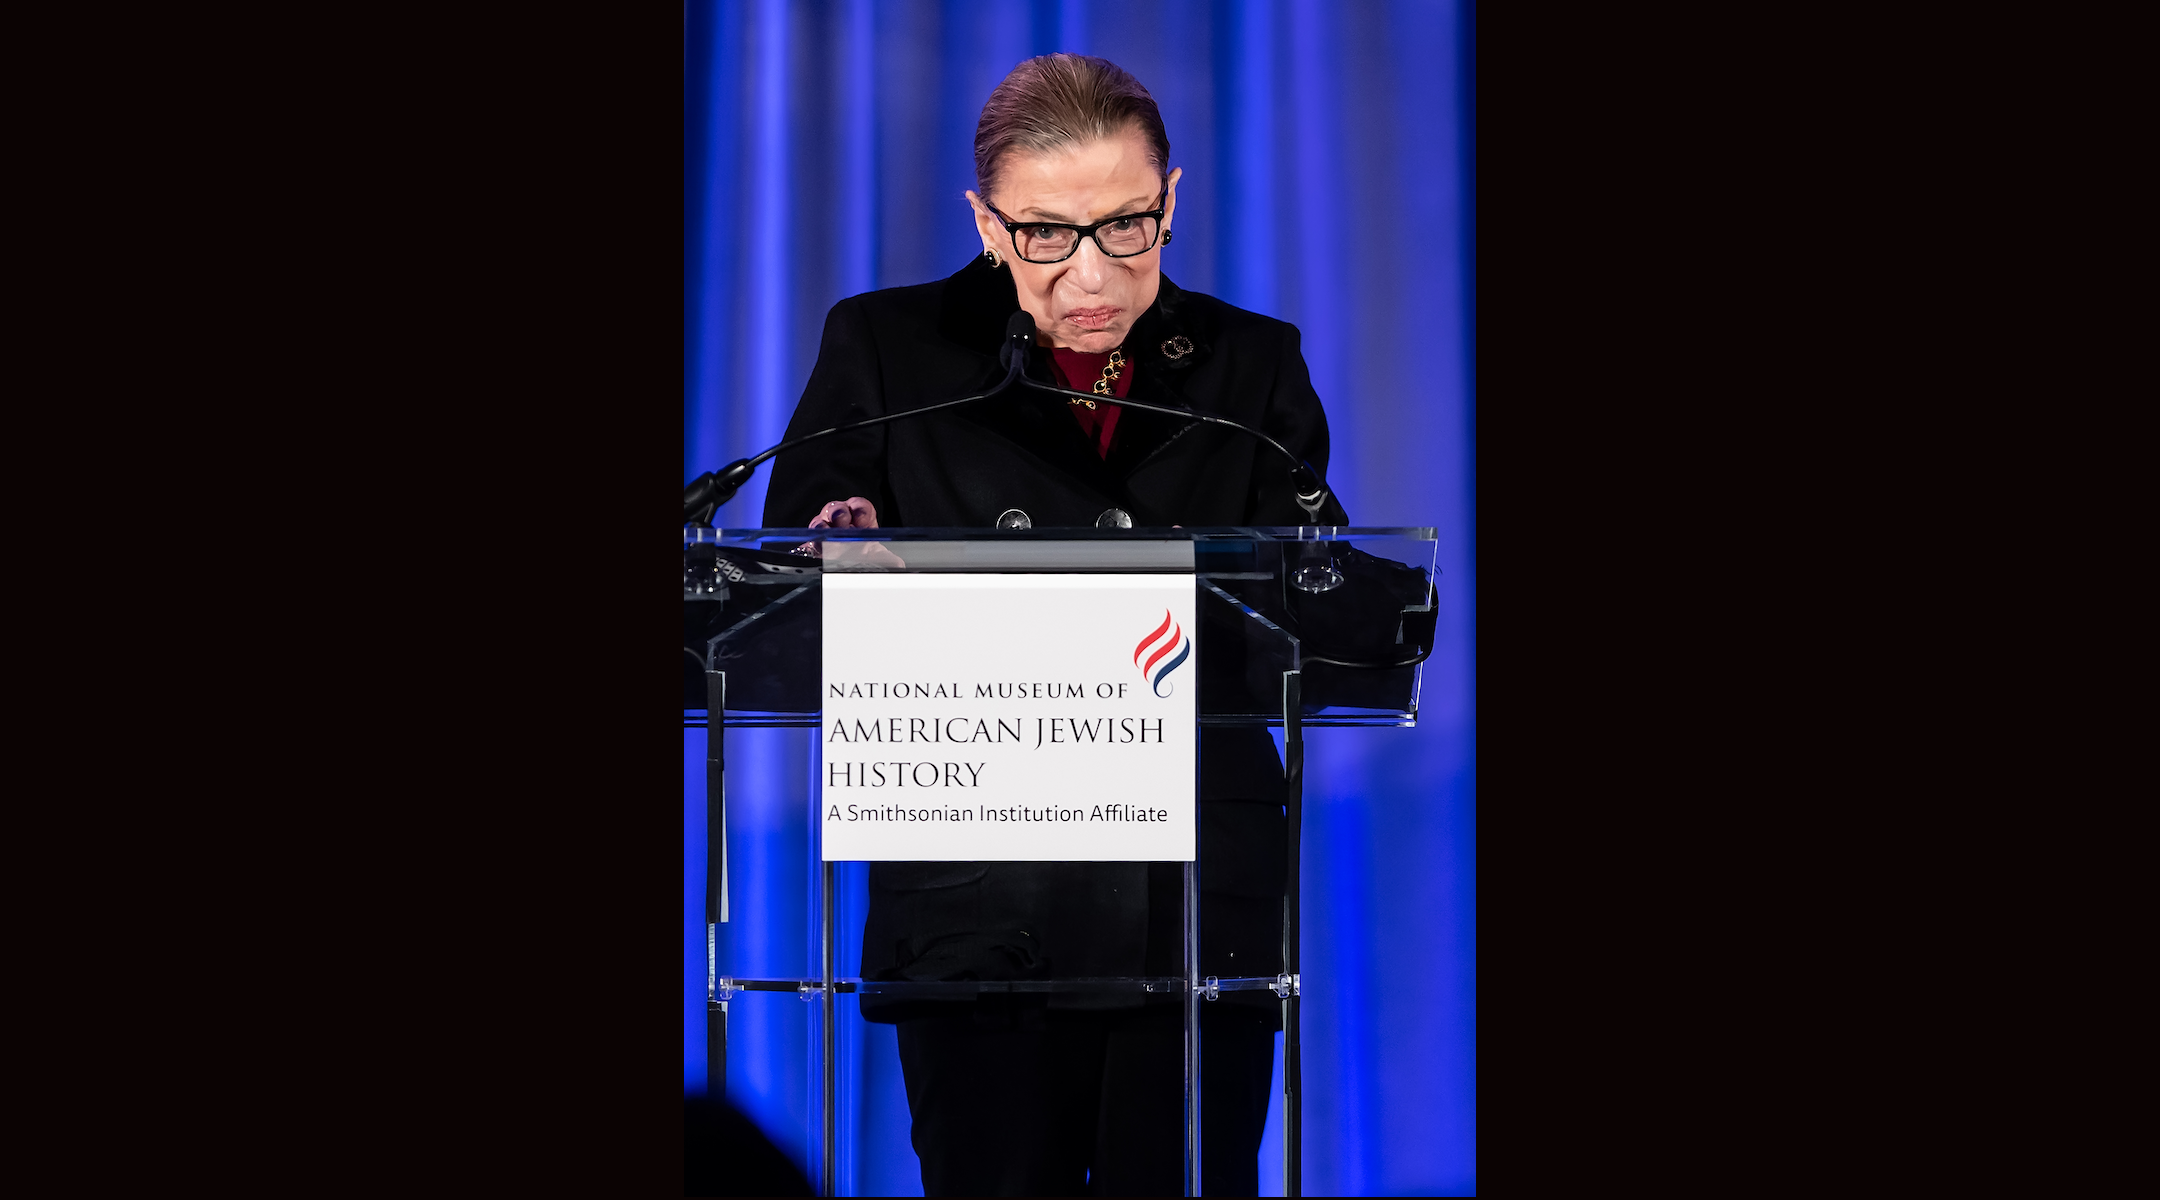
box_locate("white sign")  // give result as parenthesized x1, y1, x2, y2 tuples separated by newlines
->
(820, 573, 1197, 861)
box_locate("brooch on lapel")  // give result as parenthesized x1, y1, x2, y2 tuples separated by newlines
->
(1160, 335, 1195, 360)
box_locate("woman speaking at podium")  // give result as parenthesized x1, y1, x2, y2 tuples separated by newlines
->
(764, 54, 1348, 1196)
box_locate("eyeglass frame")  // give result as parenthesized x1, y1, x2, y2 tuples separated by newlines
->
(983, 189, 1170, 264)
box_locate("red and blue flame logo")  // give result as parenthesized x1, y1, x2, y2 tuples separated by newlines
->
(1134, 609, 1192, 698)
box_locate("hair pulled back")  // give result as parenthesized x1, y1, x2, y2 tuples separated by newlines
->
(973, 54, 1170, 203)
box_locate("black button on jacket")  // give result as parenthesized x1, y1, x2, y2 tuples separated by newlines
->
(762, 255, 1348, 1024)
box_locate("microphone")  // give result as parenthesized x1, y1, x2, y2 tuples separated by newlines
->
(683, 309, 1335, 523)
(997, 308, 1035, 374)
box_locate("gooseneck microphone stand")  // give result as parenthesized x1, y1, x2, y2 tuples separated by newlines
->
(682, 311, 1337, 524)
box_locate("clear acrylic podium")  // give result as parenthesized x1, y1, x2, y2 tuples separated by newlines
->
(684, 526, 1437, 1197)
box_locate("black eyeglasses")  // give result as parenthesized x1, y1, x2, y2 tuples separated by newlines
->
(985, 191, 1168, 264)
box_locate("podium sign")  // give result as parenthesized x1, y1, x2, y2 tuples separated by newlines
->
(820, 572, 1197, 862)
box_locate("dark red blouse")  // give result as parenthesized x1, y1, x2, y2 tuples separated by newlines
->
(1046, 346, 1131, 458)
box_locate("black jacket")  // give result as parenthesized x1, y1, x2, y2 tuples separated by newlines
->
(763, 253, 1350, 531)
(764, 256, 1347, 1023)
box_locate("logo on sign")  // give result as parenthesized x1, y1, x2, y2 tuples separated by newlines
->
(1133, 610, 1192, 698)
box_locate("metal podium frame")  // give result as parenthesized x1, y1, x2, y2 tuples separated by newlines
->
(688, 527, 1430, 1197)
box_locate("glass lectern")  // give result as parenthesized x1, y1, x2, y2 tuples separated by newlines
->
(685, 526, 1436, 1197)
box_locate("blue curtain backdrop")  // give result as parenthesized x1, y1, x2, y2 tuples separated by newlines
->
(684, 2, 1473, 1193)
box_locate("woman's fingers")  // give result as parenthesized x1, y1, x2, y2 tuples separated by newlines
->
(808, 498, 878, 529)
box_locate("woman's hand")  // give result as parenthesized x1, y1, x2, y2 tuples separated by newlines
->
(808, 498, 879, 529)
(798, 497, 901, 567)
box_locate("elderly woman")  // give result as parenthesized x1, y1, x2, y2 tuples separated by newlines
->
(764, 54, 1348, 1196)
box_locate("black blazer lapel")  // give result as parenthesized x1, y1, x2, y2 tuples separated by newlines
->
(1106, 274, 1212, 479)
(935, 254, 1021, 358)
(923, 258, 1100, 499)
(933, 260, 1221, 505)
(969, 366, 1124, 498)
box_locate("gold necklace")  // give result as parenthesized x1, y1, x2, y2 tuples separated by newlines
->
(1069, 348, 1125, 410)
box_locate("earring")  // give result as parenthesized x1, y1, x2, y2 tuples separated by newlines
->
(1162, 230, 1174, 245)
(984, 248, 1002, 268)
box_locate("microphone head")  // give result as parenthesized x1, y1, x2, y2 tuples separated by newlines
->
(1000, 310, 1037, 372)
